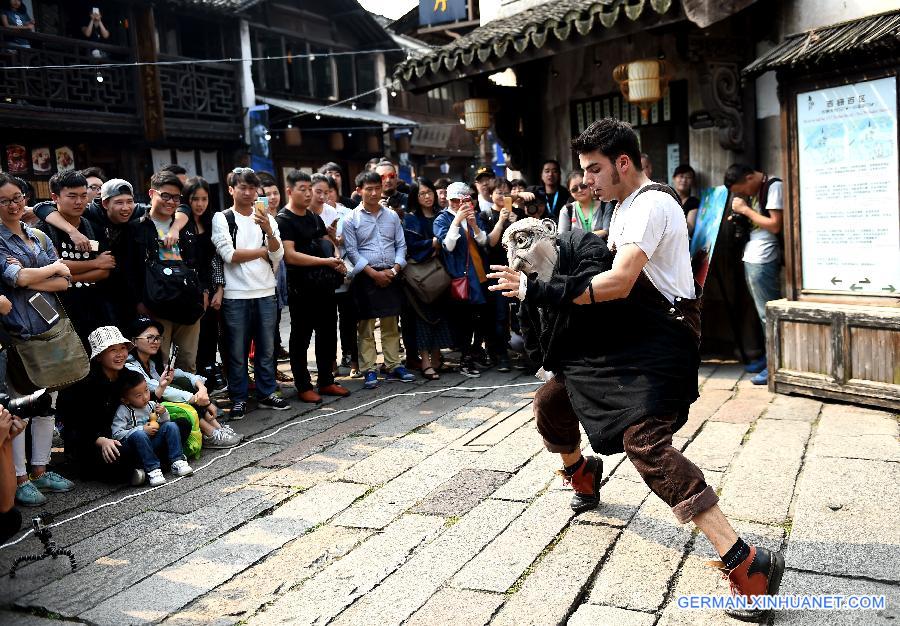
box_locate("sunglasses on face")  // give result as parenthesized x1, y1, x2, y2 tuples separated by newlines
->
(381, 172, 397, 180)
(137, 334, 162, 342)
(569, 183, 589, 194)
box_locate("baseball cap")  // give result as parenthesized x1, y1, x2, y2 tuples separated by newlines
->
(446, 182, 472, 201)
(100, 178, 134, 201)
(474, 166, 496, 180)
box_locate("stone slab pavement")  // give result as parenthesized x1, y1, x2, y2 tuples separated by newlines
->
(0, 358, 896, 625)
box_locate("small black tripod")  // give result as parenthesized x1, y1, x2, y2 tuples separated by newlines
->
(9, 512, 77, 578)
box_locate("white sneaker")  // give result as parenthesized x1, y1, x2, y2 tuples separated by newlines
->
(171, 459, 194, 477)
(148, 469, 166, 487)
(203, 428, 241, 449)
(221, 424, 243, 441)
(130, 468, 146, 486)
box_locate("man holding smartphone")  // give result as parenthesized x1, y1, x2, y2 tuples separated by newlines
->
(212, 168, 289, 418)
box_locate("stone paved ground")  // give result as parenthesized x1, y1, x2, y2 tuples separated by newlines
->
(0, 360, 897, 625)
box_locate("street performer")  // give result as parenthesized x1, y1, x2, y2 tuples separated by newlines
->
(487, 118, 784, 622)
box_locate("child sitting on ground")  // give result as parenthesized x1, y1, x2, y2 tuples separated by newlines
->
(111, 369, 194, 487)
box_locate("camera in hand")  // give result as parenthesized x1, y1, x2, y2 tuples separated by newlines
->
(0, 389, 51, 418)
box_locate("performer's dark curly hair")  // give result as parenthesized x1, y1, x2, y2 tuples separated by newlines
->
(571, 118, 642, 169)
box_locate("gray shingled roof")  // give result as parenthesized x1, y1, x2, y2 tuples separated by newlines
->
(744, 9, 900, 77)
(394, 0, 675, 83)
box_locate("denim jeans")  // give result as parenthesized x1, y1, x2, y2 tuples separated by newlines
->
(743, 259, 782, 332)
(124, 421, 184, 472)
(222, 296, 278, 402)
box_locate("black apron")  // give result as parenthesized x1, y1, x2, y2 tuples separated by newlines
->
(351, 272, 403, 320)
(560, 270, 702, 455)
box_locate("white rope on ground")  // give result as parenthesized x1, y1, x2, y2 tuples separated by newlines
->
(0, 381, 541, 551)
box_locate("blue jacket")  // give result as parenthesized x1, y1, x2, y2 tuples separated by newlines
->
(403, 212, 438, 263)
(433, 209, 489, 305)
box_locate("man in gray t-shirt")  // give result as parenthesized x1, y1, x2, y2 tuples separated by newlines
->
(724, 164, 784, 384)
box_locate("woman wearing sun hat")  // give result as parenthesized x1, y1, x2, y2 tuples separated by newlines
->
(56, 326, 138, 482)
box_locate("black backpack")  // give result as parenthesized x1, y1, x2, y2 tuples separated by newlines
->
(141, 218, 204, 325)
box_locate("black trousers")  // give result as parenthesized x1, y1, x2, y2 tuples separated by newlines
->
(336, 291, 358, 363)
(288, 291, 337, 391)
(196, 306, 220, 374)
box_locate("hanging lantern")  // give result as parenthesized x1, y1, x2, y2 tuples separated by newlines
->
(395, 132, 411, 153)
(452, 98, 497, 146)
(329, 131, 345, 152)
(366, 133, 381, 154)
(284, 127, 302, 146)
(613, 59, 671, 122)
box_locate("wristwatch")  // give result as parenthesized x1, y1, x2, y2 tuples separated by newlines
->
(390, 267, 398, 276)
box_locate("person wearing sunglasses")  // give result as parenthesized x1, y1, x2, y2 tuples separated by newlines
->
(557, 171, 615, 241)
(375, 161, 408, 214)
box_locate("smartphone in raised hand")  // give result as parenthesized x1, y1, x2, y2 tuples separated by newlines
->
(167, 342, 179, 374)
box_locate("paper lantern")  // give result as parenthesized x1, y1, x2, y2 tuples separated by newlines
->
(284, 127, 302, 146)
(329, 131, 345, 152)
(613, 59, 671, 122)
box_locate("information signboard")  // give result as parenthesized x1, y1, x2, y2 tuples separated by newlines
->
(796, 76, 899, 295)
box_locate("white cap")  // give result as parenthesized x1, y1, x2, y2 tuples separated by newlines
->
(446, 182, 471, 201)
(87, 326, 133, 361)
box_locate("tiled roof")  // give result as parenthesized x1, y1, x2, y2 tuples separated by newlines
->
(744, 9, 900, 77)
(161, 0, 265, 13)
(394, 0, 674, 84)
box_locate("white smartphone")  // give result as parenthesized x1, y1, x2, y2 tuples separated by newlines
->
(93, 7, 100, 15)
(89, 239, 99, 252)
(28, 293, 59, 325)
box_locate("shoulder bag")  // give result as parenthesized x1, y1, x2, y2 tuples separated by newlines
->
(403, 256, 451, 304)
(450, 229, 470, 302)
(4, 231, 89, 392)
(143, 220, 204, 325)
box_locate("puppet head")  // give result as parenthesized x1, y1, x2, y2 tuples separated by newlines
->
(502, 217, 558, 282)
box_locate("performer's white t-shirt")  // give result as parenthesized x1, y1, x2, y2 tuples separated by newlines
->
(609, 183, 695, 303)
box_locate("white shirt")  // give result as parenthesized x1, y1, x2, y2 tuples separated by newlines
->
(316, 203, 339, 230)
(742, 180, 783, 264)
(609, 183, 695, 303)
(212, 209, 283, 300)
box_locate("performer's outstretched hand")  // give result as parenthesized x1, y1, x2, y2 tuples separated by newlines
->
(487, 265, 522, 299)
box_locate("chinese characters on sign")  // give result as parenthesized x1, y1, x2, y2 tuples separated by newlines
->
(796, 77, 900, 295)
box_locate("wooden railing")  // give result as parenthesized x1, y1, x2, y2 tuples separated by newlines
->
(0, 30, 137, 115)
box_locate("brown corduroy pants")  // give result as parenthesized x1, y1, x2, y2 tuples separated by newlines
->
(533, 375, 718, 523)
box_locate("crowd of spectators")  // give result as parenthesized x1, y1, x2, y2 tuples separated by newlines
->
(0, 151, 717, 541)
